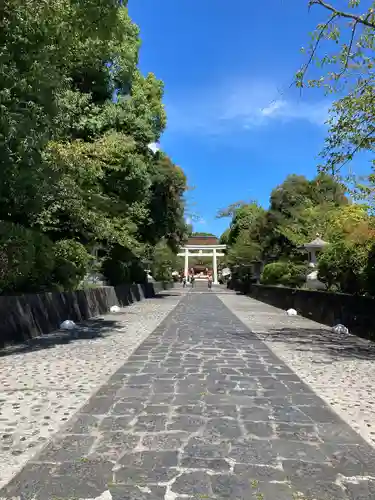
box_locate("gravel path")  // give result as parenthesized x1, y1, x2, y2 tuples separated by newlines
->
(219, 292, 375, 448)
(0, 289, 183, 488)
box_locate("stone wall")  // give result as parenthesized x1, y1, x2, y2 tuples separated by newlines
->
(0, 282, 173, 348)
(229, 281, 375, 340)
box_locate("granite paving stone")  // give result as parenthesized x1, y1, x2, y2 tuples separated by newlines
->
(0, 286, 375, 498)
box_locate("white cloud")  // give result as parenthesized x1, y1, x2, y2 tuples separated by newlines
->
(259, 98, 329, 125)
(185, 216, 206, 226)
(165, 78, 331, 135)
(196, 217, 206, 225)
(261, 100, 287, 117)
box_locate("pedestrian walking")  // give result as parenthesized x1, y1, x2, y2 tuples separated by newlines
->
(208, 275, 212, 290)
(190, 275, 195, 288)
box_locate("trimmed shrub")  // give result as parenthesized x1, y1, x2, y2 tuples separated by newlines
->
(261, 261, 307, 288)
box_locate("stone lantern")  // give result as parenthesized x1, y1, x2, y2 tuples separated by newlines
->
(304, 234, 328, 289)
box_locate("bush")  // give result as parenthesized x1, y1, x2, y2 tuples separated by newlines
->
(52, 239, 93, 290)
(261, 261, 307, 287)
(102, 245, 146, 285)
(318, 240, 368, 294)
(0, 222, 55, 294)
(364, 242, 375, 296)
(151, 240, 177, 282)
(25, 231, 56, 292)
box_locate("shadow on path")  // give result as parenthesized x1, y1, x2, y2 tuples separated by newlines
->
(0, 317, 119, 358)
(260, 326, 375, 362)
(0, 293, 175, 358)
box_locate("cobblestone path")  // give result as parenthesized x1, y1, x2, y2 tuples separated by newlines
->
(1, 287, 375, 499)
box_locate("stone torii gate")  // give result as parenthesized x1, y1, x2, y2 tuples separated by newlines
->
(178, 242, 226, 284)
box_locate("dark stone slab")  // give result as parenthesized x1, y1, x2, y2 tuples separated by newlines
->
(171, 471, 212, 496)
(108, 484, 166, 499)
(244, 421, 275, 438)
(35, 434, 96, 463)
(0, 463, 56, 500)
(133, 414, 168, 432)
(64, 413, 102, 434)
(118, 450, 179, 469)
(180, 456, 230, 471)
(229, 439, 277, 466)
(345, 480, 375, 500)
(275, 422, 320, 442)
(79, 395, 116, 415)
(37, 459, 114, 499)
(168, 415, 206, 433)
(89, 432, 139, 460)
(141, 432, 188, 451)
(114, 466, 177, 485)
(211, 474, 261, 499)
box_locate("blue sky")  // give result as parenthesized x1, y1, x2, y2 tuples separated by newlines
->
(129, 0, 357, 237)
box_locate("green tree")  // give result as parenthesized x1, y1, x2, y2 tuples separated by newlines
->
(0, 0, 136, 228)
(191, 232, 217, 237)
(259, 174, 347, 262)
(220, 174, 350, 274)
(318, 240, 369, 294)
(226, 232, 262, 267)
(219, 229, 230, 245)
(217, 202, 265, 267)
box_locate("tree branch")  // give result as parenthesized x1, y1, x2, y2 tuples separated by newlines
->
(310, 0, 375, 29)
(337, 19, 359, 79)
(299, 12, 338, 84)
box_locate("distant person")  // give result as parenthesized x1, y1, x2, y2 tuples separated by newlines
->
(190, 275, 195, 288)
(182, 275, 187, 288)
(208, 275, 213, 290)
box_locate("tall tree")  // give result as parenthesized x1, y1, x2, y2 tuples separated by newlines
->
(0, 0, 188, 291)
(218, 202, 265, 265)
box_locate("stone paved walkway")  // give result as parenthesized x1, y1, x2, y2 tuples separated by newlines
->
(1, 287, 375, 499)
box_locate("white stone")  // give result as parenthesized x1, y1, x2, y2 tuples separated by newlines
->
(332, 324, 349, 334)
(110, 305, 120, 313)
(59, 320, 76, 330)
(93, 490, 113, 500)
(286, 308, 297, 316)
